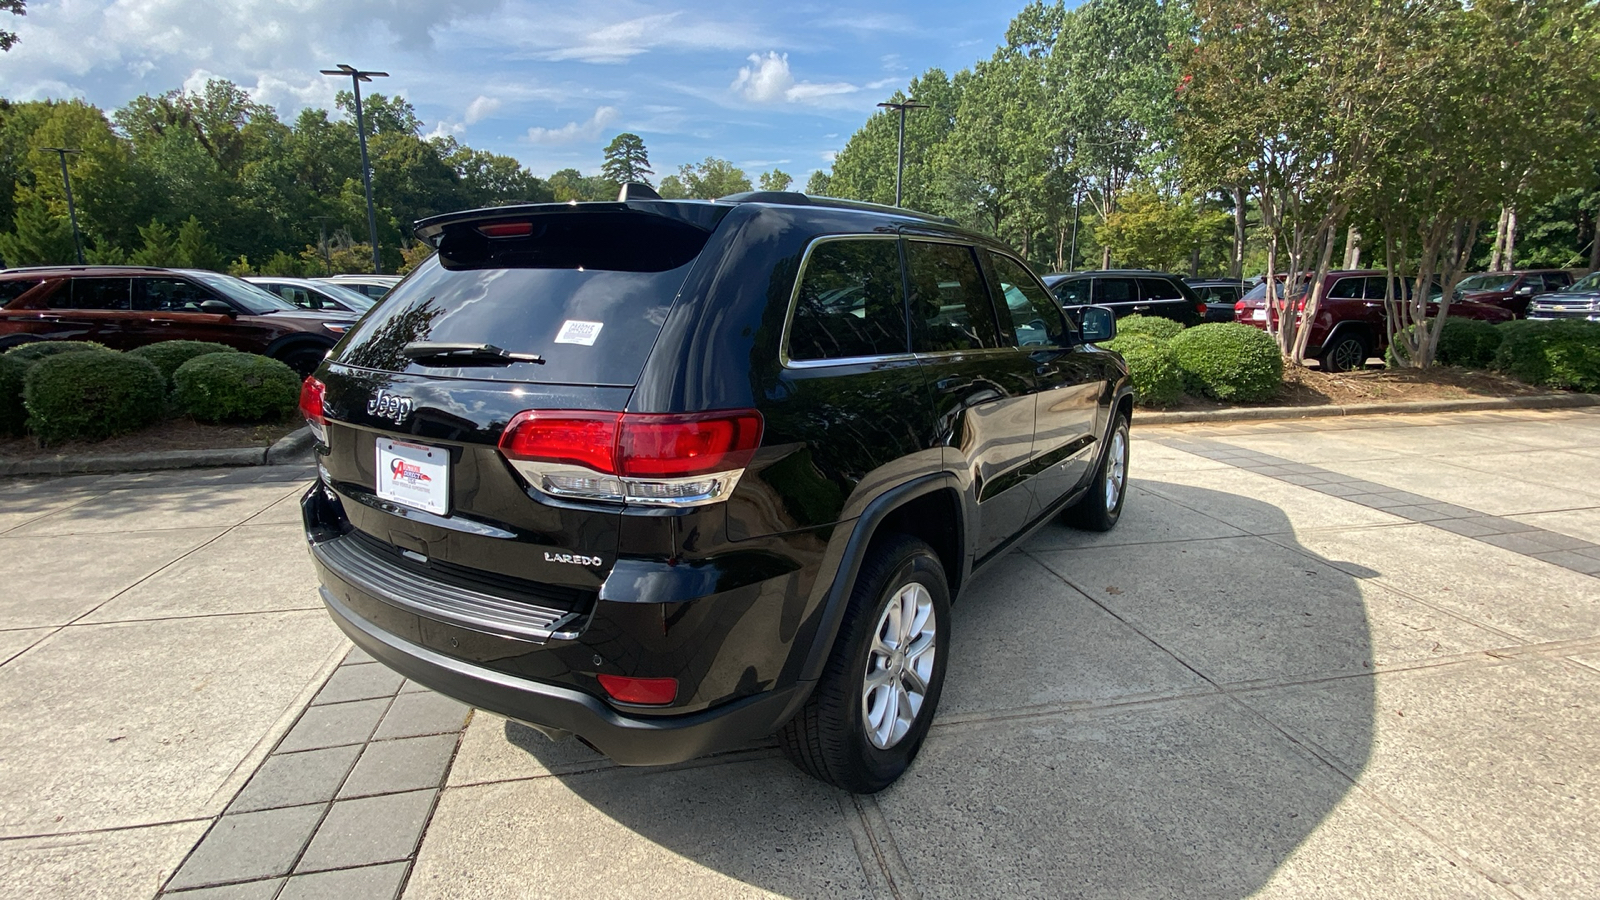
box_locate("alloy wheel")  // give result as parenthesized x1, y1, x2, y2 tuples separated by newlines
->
(862, 582, 937, 750)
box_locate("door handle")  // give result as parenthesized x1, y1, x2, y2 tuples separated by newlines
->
(37, 314, 61, 322)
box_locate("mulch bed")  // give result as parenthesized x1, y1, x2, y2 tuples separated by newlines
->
(0, 417, 301, 462)
(1160, 365, 1553, 412)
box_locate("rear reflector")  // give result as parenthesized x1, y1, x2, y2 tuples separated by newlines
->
(597, 674, 678, 705)
(299, 377, 326, 443)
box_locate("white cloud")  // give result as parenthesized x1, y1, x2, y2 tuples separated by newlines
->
(821, 150, 838, 163)
(459, 9, 769, 65)
(732, 52, 862, 106)
(526, 106, 620, 144)
(464, 95, 502, 124)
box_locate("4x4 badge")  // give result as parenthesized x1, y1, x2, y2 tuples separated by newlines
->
(367, 391, 414, 424)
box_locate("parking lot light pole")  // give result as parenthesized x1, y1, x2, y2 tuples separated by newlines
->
(41, 147, 84, 265)
(877, 100, 928, 207)
(320, 64, 388, 274)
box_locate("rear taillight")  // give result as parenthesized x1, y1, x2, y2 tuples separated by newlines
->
(477, 221, 533, 238)
(597, 674, 678, 705)
(1234, 299, 1247, 311)
(1196, 303, 1208, 315)
(299, 376, 326, 443)
(498, 409, 763, 507)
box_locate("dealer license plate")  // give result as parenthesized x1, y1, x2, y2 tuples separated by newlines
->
(376, 439, 450, 515)
(1252, 309, 1268, 322)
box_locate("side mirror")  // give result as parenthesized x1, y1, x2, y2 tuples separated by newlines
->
(199, 299, 237, 317)
(1515, 285, 1534, 296)
(1080, 305, 1117, 344)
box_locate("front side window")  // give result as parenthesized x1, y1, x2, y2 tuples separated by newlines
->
(58, 278, 131, 310)
(907, 240, 998, 353)
(786, 238, 907, 362)
(1052, 278, 1090, 306)
(137, 278, 213, 312)
(1328, 277, 1366, 299)
(988, 252, 1065, 348)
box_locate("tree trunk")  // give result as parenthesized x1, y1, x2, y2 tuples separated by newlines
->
(1490, 205, 1509, 270)
(1189, 246, 1201, 278)
(1230, 186, 1246, 280)
(1503, 206, 1517, 270)
(1101, 246, 1111, 269)
(1342, 224, 1361, 269)
(1590, 207, 1600, 273)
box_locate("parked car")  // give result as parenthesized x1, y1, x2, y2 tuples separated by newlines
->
(1235, 270, 1513, 371)
(1042, 270, 1207, 326)
(1186, 278, 1247, 322)
(247, 276, 375, 314)
(315, 274, 402, 301)
(1526, 271, 1600, 321)
(0, 266, 356, 375)
(1455, 269, 1573, 317)
(299, 192, 1132, 792)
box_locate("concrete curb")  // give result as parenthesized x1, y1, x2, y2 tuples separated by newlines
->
(1133, 391, 1600, 426)
(0, 426, 313, 477)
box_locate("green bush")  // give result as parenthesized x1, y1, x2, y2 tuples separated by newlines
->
(1168, 322, 1284, 402)
(1115, 314, 1186, 342)
(0, 353, 27, 436)
(1104, 333, 1184, 407)
(172, 352, 300, 423)
(1492, 319, 1600, 392)
(1388, 318, 1504, 368)
(3, 340, 115, 369)
(23, 351, 165, 443)
(129, 341, 239, 389)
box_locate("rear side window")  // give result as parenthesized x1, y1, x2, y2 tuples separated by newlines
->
(1136, 277, 1183, 302)
(337, 211, 715, 386)
(0, 279, 42, 303)
(786, 238, 907, 362)
(57, 278, 131, 310)
(1095, 278, 1136, 304)
(1328, 277, 1366, 299)
(907, 241, 998, 352)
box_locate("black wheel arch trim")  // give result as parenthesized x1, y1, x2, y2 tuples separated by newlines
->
(794, 472, 967, 686)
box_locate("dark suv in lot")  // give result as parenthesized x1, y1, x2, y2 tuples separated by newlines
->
(299, 191, 1132, 792)
(0, 266, 356, 375)
(1043, 269, 1207, 326)
(1456, 269, 1573, 317)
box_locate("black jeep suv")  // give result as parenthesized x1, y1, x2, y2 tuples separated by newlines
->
(300, 190, 1132, 792)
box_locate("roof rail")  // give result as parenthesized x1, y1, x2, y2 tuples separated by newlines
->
(716, 191, 958, 226)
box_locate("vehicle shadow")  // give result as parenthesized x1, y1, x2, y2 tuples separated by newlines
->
(490, 481, 1376, 899)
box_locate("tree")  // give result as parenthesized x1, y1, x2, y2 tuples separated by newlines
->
(0, 189, 72, 265)
(601, 133, 653, 187)
(759, 169, 793, 192)
(805, 170, 832, 195)
(657, 174, 688, 199)
(1, 1, 24, 52)
(1096, 182, 1228, 271)
(129, 220, 178, 266)
(676, 158, 751, 199)
(172, 215, 223, 270)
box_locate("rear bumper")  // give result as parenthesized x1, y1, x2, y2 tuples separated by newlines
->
(321, 586, 806, 766)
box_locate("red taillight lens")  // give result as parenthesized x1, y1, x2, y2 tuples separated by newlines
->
(597, 674, 678, 705)
(1196, 303, 1208, 315)
(498, 409, 763, 478)
(477, 221, 533, 238)
(1234, 299, 1247, 311)
(299, 377, 325, 425)
(618, 412, 764, 477)
(499, 411, 619, 473)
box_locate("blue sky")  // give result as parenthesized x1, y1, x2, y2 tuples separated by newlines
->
(0, 1, 1020, 182)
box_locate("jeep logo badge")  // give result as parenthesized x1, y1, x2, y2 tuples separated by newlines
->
(545, 551, 604, 567)
(367, 391, 414, 424)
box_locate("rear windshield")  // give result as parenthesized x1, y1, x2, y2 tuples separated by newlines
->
(335, 212, 712, 386)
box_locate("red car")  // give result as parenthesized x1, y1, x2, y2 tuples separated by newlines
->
(1455, 269, 1572, 318)
(0, 266, 358, 375)
(1234, 270, 1513, 371)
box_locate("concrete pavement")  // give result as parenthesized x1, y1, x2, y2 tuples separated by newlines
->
(1, 408, 1598, 898)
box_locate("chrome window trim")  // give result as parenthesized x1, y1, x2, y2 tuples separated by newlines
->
(779, 233, 907, 369)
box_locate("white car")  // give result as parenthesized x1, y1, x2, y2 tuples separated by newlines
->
(246, 277, 376, 314)
(315, 274, 403, 302)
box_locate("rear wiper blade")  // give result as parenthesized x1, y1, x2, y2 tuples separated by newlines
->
(401, 342, 545, 365)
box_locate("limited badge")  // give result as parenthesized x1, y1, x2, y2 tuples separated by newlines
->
(554, 320, 603, 346)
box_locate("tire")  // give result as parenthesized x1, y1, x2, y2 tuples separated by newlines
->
(275, 343, 332, 378)
(1064, 413, 1129, 532)
(778, 534, 951, 793)
(1317, 334, 1370, 372)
